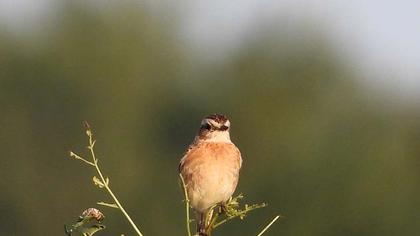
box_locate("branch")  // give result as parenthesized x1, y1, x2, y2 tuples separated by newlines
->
(179, 174, 193, 236)
(69, 122, 144, 236)
(256, 215, 281, 236)
(204, 194, 267, 235)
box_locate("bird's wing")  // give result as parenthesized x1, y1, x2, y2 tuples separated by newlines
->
(178, 143, 196, 173)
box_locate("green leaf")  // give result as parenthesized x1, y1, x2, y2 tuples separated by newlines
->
(80, 224, 105, 236)
(93, 176, 105, 188)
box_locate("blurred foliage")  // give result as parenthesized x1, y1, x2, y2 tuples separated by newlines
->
(1, 2, 420, 236)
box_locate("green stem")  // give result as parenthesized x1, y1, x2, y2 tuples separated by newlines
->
(256, 215, 280, 236)
(206, 206, 221, 235)
(87, 131, 144, 236)
(179, 174, 192, 236)
(212, 203, 266, 229)
(212, 215, 233, 229)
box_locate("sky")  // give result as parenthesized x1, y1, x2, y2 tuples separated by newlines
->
(177, 0, 420, 100)
(1, 0, 419, 100)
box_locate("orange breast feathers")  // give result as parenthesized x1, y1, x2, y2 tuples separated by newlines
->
(179, 142, 242, 212)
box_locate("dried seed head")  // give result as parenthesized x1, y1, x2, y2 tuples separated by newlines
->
(80, 208, 105, 222)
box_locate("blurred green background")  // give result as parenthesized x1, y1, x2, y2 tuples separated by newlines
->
(1, 2, 420, 236)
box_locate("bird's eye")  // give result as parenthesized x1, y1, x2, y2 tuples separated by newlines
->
(220, 125, 229, 131)
(202, 123, 211, 130)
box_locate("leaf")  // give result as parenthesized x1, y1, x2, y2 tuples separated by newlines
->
(79, 224, 105, 236)
(93, 176, 105, 188)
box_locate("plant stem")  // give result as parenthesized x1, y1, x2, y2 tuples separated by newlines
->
(256, 215, 280, 236)
(212, 203, 266, 229)
(179, 174, 192, 236)
(87, 129, 144, 236)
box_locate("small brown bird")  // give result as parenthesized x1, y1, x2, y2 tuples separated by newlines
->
(179, 114, 242, 236)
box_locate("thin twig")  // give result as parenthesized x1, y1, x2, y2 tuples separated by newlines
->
(85, 127, 144, 236)
(97, 201, 119, 209)
(212, 203, 267, 229)
(179, 173, 192, 236)
(256, 215, 280, 236)
(69, 151, 95, 166)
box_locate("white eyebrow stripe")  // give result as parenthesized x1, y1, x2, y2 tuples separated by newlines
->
(201, 119, 211, 126)
(200, 118, 230, 128)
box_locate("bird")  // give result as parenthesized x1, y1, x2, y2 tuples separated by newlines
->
(179, 114, 242, 236)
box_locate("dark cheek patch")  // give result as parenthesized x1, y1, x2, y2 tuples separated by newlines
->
(201, 123, 211, 130)
(199, 129, 210, 138)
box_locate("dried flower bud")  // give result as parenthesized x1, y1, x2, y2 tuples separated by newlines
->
(80, 208, 105, 222)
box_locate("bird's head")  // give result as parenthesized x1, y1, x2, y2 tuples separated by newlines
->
(197, 114, 231, 143)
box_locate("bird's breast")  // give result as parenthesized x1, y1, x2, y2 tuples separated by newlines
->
(180, 142, 242, 212)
